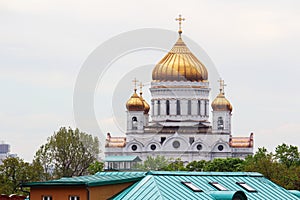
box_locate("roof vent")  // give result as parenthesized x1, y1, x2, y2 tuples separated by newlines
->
(181, 181, 202, 192)
(236, 182, 257, 192)
(209, 182, 228, 191)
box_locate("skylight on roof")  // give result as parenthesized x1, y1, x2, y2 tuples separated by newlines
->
(236, 182, 257, 192)
(209, 182, 228, 191)
(182, 182, 202, 192)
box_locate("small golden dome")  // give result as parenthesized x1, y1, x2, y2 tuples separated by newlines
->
(126, 89, 144, 111)
(211, 93, 233, 113)
(212, 78, 233, 113)
(152, 37, 208, 82)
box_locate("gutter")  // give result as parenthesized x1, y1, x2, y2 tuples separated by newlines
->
(86, 184, 90, 200)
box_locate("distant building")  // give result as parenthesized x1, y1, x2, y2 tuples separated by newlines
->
(23, 171, 300, 200)
(105, 16, 253, 167)
(0, 142, 17, 164)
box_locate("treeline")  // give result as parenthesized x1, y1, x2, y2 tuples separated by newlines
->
(135, 143, 300, 190)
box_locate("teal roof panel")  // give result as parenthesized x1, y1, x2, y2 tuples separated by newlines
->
(23, 171, 146, 187)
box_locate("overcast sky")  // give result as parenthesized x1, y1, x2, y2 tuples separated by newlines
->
(1, 0, 300, 162)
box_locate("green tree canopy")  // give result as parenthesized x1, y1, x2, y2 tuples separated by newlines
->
(163, 158, 186, 171)
(275, 143, 300, 168)
(88, 161, 104, 175)
(243, 145, 300, 190)
(34, 127, 100, 179)
(134, 155, 170, 171)
(204, 158, 244, 172)
(0, 157, 44, 195)
(186, 160, 206, 171)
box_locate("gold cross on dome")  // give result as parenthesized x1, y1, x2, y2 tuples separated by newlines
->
(132, 78, 138, 91)
(175, 14, 185, 35)
(218, 78, 227, 94)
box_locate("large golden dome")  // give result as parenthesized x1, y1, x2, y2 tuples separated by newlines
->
(152, 37, 208, 82)
(126, 89, 144, 111)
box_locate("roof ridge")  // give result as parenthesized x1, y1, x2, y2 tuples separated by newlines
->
(152, 174, 166, 200)
(147, 171, 263, 177)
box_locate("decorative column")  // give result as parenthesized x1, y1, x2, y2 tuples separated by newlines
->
(191, 100, 197, 115)
(206, 100, 210, 117)
(181, 99, 188, 115)
(170, 99, 176, 115)
(161, 99, 166, 116)
(153, 100, 158, 116)
(200, 99, 205, 117)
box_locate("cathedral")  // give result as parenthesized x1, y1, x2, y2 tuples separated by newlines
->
(105, 16, 253, 167)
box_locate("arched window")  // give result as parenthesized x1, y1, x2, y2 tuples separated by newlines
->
(188, 100, 192, 115)
(217, 117, 224, 130)
(132, 116, 138, 130)
(157, 100, 160, 115)
(166, 100, 170, 115)
(176, 100, 181, 115)
(197, 100, 201, 115)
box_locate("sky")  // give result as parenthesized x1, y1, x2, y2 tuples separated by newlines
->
(1, 0, 300, 162)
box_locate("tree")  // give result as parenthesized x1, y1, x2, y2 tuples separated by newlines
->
(34, 127, 100, 178)
(88, 161, 104, 175)
(0, 157, 44, 195)
(163, 158, 186, 171)
(134, 156, 170, 171)
(275, 143, 300, 168)
(186, 160, 206, 171)
(204, 158, 244, 172)
(243, 147, 276, 179)
(243, 145, 300, 190)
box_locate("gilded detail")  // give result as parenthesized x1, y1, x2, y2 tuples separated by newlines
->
(152, 38, 208, 82)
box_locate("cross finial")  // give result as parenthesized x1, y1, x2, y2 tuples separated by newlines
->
(175, 14, 185, 36)
(139, 82, 143, 96)
(132, 78, 138, 92)
(218, 78, 227, 94)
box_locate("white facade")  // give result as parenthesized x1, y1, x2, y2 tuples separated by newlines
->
(106, 78, 253, 163)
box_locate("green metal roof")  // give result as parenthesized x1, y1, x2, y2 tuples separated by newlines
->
(23, 171, 300, 200)
(112, 171, 300, 200)
(22, 172, 146, 187)
(104, 155, 142, 162)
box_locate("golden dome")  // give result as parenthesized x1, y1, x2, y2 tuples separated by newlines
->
(211, 79, 233, 113)
(126, 89, 144, 111)
(211, 93, 233, 113)
(152, 37, 208, 82)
